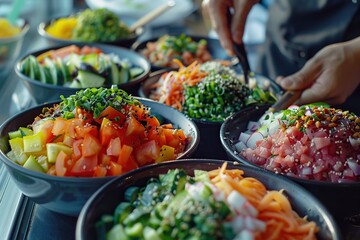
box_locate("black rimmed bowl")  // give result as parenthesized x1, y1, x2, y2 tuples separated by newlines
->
(38, 17, 143, 48)
(0, 98, 199, 216)
(138, 71, 282, 159)
(220, 105, 360, 237)
(76, 159, 341, 240)
(132, 35, 235, 71)
(15, 43, 151, 104)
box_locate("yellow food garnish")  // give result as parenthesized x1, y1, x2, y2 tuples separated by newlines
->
(0, 18, 21, 38)
(46, 17, 77, 39)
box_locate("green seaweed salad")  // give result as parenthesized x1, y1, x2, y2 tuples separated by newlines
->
(149, 61, 278, 122)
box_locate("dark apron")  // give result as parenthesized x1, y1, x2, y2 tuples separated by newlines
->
(256, 0, 360, 113)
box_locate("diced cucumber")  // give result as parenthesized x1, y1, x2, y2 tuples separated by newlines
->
(19, 127, 34, 136)
(143, 226, 161, 240)
(6, 150, 18, 163)
(36, 155, 49, 172)
(23, 155, 45, 173)
(124, 222, 143, 238)
(9, 138, 28, 165)
(129, 67, 144, 78)
(29, 55, 41, 80)
(114, 202, 133, 224)
(23, 132, 46, 153)
(111, 62, 120, 84)
(106, 224, 129, 240)
(46, 143, 72, 163)
(124, 186, 139, 203)
(44, 58, 58, 85)
(8, 130, 22, 139)
(77, 70, 105, 88)
(119, 66, 130, 84)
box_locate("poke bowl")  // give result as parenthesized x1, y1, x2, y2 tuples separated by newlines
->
(0, 87, 199, 216)
(15, 43, 150, 103)
(139, 62, 281, 159)
(220, 104, 360, 235)
(76, 159, 341, 240)
(132, 34, 235, 71)
(38, 8, 143, 48)
(0, 18, 29, 79)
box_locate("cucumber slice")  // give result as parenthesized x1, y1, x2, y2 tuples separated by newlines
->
(69, 79, 82, 88)
(77, 70, 105, 88)
(56, 58, 71, 83)
(44, 58, 58, 85)
(23, 155, 45, 173)
(19, 127, 34, 136)
(129, 67, 144, 79)
(66, 53, 81, 74)
(46, 143, 72, 163)
(111, 62, 120, 84)
(20, 57, 31, 75)
(29, 55, 41, 80)
(8, 130, 22, 139)
(119, 66, 130, 84)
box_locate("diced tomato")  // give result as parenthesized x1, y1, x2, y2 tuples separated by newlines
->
(63, 134, 75, 147)
(122, 134, 142, 148)
(33, 119, 55, 143)
(107, 137, 121, 157)
(100, 118, 124, 146)
(163, 128, 180, 148)
(108, 161, 123, 176)
(135, 140, 160, 166)
(99, 153, 115, 166)
(82, 134, 102, 157)
(118, 145, 133, 165)
(147, 127, 166, 146)
(80, 45, 102, 55)
(67, 118, 83, 138)
(72, 139, 83, 160)
(76, 123, 99, 139)
(125, 115, 146, 136)
(70, 155, 98, 177)
(146, 116, 160, 128)
(47, 165, 56, 176)
(129, 105, 147, 120)
(121, 156, 139, 173)
(55, 151, 69, 177)
(52, 118, 68, 136)
(93, 165, 107, 177)
(75, 107, 94, 124)
(95, 106, 126, 124)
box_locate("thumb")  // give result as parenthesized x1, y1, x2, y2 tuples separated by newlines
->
(277, 61, 320, 90)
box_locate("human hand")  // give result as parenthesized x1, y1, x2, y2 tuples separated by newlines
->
(276, 38, 360, 106)
(202, 0, 258, 56)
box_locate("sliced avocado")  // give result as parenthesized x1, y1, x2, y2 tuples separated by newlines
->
(44, 58, 58, 85)
(23, 155, 45, 173)
(129, 67, 144, 79)
(77, 70, 105, 88)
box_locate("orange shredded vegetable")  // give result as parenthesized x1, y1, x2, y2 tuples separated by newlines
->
(208, 162, 319, 240)
(149, 60, 208, 111)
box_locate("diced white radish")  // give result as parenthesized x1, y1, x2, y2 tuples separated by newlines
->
(227, 191, 246, 213)
(231, 216, 245, 232)
(233, 230, 254, 240)
(247, 121, 261, 132)
(243, 202, 258, 217)
(235, 141, 247, 152)
(246, 132, 264, 149)
(253, 219, 266, 232)
(257, 125, 268, 137)
(239, 132, 251, 143)
(258, 112, 273, 125)
(245, 217, 256, 230)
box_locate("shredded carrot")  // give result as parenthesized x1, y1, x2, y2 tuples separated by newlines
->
(149, 60, 208, 111)
(208, 162, 319, 240)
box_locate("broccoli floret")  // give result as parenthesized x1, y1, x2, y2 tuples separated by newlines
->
(72, 8, 130, 42)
